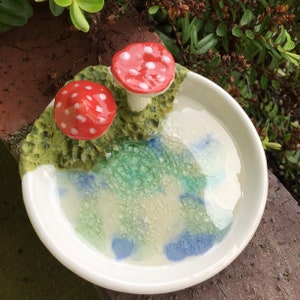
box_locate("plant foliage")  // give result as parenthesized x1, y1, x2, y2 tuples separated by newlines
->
(0, 0, 105, 33)
(52, 0, 105, 32)
(147, 0, 300, 199)
(0, 0, 33, 33)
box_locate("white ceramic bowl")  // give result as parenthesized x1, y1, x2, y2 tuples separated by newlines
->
(22, 70, 268, 294)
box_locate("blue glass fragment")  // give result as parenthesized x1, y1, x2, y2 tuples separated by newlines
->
(112, 236, 134, 260)
(165, 231, 215, 261)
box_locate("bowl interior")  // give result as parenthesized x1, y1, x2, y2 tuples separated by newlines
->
(22, 70, 268, 294)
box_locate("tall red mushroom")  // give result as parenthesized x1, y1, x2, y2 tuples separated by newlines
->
(111, 42, 175, 112)
(54, 80, 117, 140)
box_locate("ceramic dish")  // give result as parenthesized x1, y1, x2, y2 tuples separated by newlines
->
(21, 69, 268, 294)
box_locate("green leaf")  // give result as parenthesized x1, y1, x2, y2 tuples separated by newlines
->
(17, 0, 33, 17)
(54, 0, 72, 7)
(275, 26, 286, 44)
(284, 51, 300, 61)
(281, 51, 300, 67)
(156, 31, 181, 62)
(0, 0, 33, 26)
(231, 7, 237, 23)
(244, 11, 255, 26)
(278, 46, 300, 66)
(190, 25, 198, 53)
(197, 33, 218, 54)
(77, 0, 104, 13)
(260, 73, 268, 89)
(49, 0, 64, 16)
(261, 136, 269, 150)
(216, 22, 227, 37)
(152, 7, 167, 23)
(269, 102, 279, 117)
(148, 5, 160, 15)
(286, 150, 300, 164)
(283, 31, 295, 51)
(189, 16, 203, 32)
(218, 1, 224, 9)
(264, 30, 274, 40)
(245, 29, 254, 39)
(221, 35, 229, 52)
(210, 56, 221, 68)
(257, 14, 271, 33)
(240, 9, 254, 26)
(257, 48, 266, 64)
(232, 25, 243, 37)
(261, 130, 282, 151)
(180, 15, 190, 45)
(248, 67, 257, 85)
(267, 142, 282, 151)
(0, 9, 27, 26)
(291, 121, 300, 128)
(180, 16, 203, 45)
(271, 80, 280, 90)
(69, 1, 89, 32)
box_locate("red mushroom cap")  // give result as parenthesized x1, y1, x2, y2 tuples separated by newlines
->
(111, 42, 175, 94)
(54, 80, 116, 140)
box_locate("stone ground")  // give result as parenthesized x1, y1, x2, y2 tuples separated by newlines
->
(0, 140, 99, 299)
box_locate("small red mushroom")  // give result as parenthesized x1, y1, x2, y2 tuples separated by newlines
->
(111, 42, 175, 112)
(54, 80, 117, 140)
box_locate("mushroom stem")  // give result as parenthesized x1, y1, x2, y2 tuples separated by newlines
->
(111, 42, 176, 113)
(126, 93, 152, 112)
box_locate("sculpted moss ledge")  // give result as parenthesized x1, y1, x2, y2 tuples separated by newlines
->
(19, 64, 188, 177)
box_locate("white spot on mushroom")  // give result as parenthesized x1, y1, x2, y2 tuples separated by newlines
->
(161, 67, 167, 73)
(86, 95, 92, 101)
(74, 103, 80, 109)
(85, 86, 92, 90)
(146, 75, 153, 81)
(70, 128, 79, 135)
(99, 93, 107, 101)
(74, 83, 80, 87)
(56, 101, 62, 108)
(120, 51, 131, 60)
(96, 105, 103, 112)
(157, 75, 166, 82)
(89, 128, 96, 134)
(144, 46, 153, 54)
(129, 69, 139, 76)
(145, 62, 156, 70)
(139, 82, 149, 90)
(64, 109, 70, 115)
(161, 55, 171, 64)
(76, 114, 86, 122)
(62, 90, 68, 95)
(60, 122, 67, 129)
(71, 93, 78, 98)
(99, 117, 106, 124)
